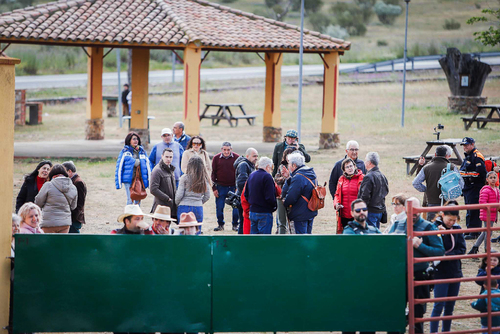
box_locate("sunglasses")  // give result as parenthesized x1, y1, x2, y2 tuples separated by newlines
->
(192, 142, 202, 146)
(354, 207, 368, 213)
(391, 202, 402, 206)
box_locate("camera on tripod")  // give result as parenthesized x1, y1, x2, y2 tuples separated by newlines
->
(433, 124, 444, 140)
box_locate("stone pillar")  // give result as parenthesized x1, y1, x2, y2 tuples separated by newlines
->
(86, 47, 104, 140)
(85, 118, 105, 140)
(183, 46, 202, 136)
(0, 55, 20, 333)
(263, 52, 283, 142)
(448, 96, 487, 114)
(320, 52, 340, 149)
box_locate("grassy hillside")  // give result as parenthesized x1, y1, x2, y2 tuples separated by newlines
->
(1, 0, 499, 75)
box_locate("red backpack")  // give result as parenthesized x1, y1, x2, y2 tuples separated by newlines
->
(297, 173, 327, 211)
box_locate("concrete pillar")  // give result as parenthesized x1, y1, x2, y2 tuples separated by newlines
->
(85, 47, 104, 140)
(263, 52, 283, 142)
(0, 55, 20, 333)
(130, 48, 150, 145)
(183, 46, 202, 137)
(319, 52, 340, 149)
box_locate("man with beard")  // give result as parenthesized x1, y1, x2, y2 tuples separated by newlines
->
(343, 199, 381, 235)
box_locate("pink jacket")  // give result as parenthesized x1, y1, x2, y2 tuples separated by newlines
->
(479, 185, 500, 223)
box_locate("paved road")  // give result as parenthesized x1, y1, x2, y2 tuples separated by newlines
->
(14, 57, 500, 90)
(13, 139, 290, 159)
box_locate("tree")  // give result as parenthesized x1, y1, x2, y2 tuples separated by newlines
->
(467, 8, 500, 47)
(308, 12, 332, 32)
(291, 0, 323, 14)
(264, 0, 293, 21)
(330, 2, 368, 36)
(373, 0, 402, 25)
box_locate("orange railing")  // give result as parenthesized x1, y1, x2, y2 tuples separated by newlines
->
(407, 202, 500, 334)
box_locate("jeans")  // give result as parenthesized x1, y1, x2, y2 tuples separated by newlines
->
(215, 185, 239, 227)
(366, 212, 383, 229)
(294, 218, 314, 234)
(464, 188, 481, 229)
(177, 205, 203, 231)
(69, 221, 82, 233)
(250, 212, 273, 234)
(430, 282, 461, 332)
(123, 183, 140, 206)
(276, 199, 288, 234)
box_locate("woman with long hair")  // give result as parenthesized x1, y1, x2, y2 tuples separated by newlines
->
(35, 164, 78, 233)
(115, 132, 152, 205)
(333, 158, 364, 234)
(175, 155, 211, 230)
(180, 135, 211, 175)
(16, 160, 52, 213)
(17, 202, 44, 234)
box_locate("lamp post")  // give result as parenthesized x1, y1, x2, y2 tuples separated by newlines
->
(297, 0, 305, 140)
(401, 0, 410, 127)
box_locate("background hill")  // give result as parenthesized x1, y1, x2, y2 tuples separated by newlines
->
(1, 0, 498, 75)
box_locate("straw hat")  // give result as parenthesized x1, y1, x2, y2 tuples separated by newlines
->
(150, 205, 176, 222)
(175, 212, 203, 228)
(117, 204, 147, 223)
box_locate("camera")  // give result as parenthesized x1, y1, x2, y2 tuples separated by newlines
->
(433, 123, 444, 140)
(225, 191, 241, 209)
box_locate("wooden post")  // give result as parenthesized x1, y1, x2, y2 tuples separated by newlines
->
(85, 47, 104, 140)
(263, 52, 283, 142)
(183, 46, 202, 137)
(130, 48, 150, 145)
(319, 52, 340, 149)
(0, 55, 20, 333)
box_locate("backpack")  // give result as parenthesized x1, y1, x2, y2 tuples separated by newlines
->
(485, 159, 500, 187)
(438, 163, 462, 202)
(297, 173, 327, 211)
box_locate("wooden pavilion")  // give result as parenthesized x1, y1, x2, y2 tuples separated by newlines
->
(0, 0, 350, 147)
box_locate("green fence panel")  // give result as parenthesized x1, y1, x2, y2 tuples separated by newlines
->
(212, 235, 407, 332)
(13, 234, 212, 333)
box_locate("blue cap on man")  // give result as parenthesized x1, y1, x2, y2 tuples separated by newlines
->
(285, 129, 298, 138)
(460, 137, 475, 145)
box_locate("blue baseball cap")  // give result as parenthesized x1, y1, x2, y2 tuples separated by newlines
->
(285, 129, 298, 138)
(460, 137, 475, 145)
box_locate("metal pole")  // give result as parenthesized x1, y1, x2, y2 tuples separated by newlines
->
(297, 0, 305, 140)
(401, 0, 410, 127)
(117, 49, 123, 128)
(172, 51, 175, 84)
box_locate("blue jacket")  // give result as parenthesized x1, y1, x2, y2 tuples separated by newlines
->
(282, 166, 319, 222)
(471, 288, 500, 327)
(174, 132, 191, 150)
(115, 145, 152, 189)
(149, 141, 184, 181)
(343, 221, 381, 235)
(245, 169, 277, 213)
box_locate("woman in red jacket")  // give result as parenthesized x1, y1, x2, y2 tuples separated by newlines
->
(333, 158, 364, 234)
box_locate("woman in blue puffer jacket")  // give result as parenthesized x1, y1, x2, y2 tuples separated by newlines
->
(115, 132, 152, 205)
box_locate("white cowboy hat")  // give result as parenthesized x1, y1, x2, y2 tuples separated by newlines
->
(117, 204, 148, 223)
(173, 212, 203, 228)
(150, 205, 176, 222)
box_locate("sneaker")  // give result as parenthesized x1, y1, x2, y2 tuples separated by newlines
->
(465, 233, 479, 240)
(492, 237, 500, 243)
(468, 246, 479, 255)
(232, 225, 239, 232)
(214, 225, 224, 232)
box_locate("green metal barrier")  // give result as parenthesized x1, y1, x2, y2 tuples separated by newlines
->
(212, 235, 407, 332)
(13, 235, 212, 333)
(13, 234, 406, 333)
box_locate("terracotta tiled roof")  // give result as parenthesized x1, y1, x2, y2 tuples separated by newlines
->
(0, 0, 350, 52)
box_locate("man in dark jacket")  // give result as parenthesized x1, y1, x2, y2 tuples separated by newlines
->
(328, 140, 366, 197)
(358, 152, 389, 229)
(412, 145, 463, 221)
(272, 129, 311, 177)
(62, 161, 87, 234)
(245, 157, 277, 234)
(212, 142, 240, 232)
(234, 148, 258, 234)
(343, 199, 381, 235)
(282, 152, 318, 234)
(459, 137, 487, 240)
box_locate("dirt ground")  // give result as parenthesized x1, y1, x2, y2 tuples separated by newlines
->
(12, 75, 500, 333)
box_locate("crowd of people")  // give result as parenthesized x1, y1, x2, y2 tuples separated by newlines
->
(11, 125, 500, 332)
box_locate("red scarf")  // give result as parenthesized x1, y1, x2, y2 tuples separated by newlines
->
(36, 176, 46, 191)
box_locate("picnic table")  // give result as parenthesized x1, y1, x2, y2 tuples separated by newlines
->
(200, 103, 256, 127)
(462, 104, 500, 130)
(402, 138, 464, 176)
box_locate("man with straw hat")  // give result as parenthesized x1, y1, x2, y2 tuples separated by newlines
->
(150, 205, 176, 235)
(170, 212, 202, 235)
(112, 204, 153, 235)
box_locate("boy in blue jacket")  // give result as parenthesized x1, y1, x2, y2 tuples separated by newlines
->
(471, 279, 500, 332)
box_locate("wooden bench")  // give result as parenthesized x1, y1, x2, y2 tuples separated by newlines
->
(402, 155, 433, 175)
(122, 116, 155, 130)
(462, 104, 500, 130)
(200, 103, 256, 127)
